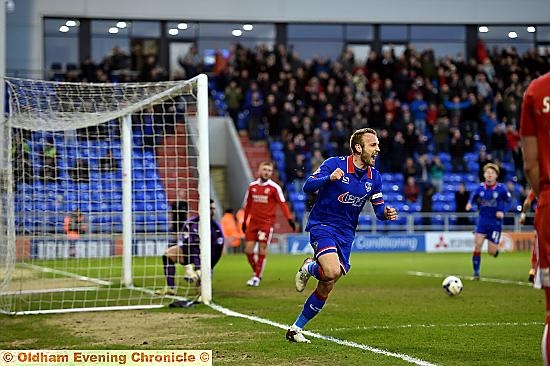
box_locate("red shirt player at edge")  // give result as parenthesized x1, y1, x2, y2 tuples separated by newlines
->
(520, 71, 550, 365)
(242, 161, 296, 287)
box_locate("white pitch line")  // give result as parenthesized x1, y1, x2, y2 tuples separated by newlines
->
(20, 263, 113, 286)
(0, 286, 99, 296)
(208, 303, 438, 366)
(13, 304, 165, 315)
(328, 321, 543, 332)
(407, 271, 533, 287)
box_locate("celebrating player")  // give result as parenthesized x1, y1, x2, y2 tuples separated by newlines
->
(520, 71, 550, 364)
(465, 163, 511, 280)
(286, 128, 397, 343)
(156, 199, 224, 296)
(242, 161, 296, 287)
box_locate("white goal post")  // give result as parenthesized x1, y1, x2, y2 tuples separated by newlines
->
(0, 74, 212, 314)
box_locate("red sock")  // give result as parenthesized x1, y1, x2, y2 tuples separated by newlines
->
(246, 253, 256, 272)
(255, 254, 266, 277)
(532, 246, 538, 269)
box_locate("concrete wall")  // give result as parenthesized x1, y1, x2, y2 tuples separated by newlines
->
(209, 117, 252, 210)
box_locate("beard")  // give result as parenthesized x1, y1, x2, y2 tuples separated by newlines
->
(361, 150, 375, 167)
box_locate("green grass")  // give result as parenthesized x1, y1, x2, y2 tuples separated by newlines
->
(1, 251, 544, 365)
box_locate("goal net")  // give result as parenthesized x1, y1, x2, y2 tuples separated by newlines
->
(0, 74, 212, 314)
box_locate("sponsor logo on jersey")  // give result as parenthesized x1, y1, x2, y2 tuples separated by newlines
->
(338, 192, 368, 206)
(342, 176, 350, 184)
(252, 194, 269, 203)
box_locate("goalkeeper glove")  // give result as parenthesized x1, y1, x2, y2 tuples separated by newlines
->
(288, 219, 296, 231)
(241, 222, 247, 233)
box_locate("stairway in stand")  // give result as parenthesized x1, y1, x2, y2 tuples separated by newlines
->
(239, 134, 293, 237)
(157, 123, 199, 216)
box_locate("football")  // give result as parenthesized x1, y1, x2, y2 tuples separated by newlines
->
(442, 275, 463, 296)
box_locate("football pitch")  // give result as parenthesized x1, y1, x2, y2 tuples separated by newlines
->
(1, 251, 543, 365)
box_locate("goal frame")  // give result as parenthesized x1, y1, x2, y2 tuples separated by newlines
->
(1, 74, 212, 314)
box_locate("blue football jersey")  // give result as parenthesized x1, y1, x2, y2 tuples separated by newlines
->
(468, 182, 512, 226)
(304, 155, 385, 237)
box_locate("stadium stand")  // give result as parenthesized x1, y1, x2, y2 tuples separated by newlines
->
(26, 40, 548, 231)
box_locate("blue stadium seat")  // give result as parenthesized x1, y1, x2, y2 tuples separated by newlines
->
(358, 214, 372, 226)
(438, 153, 451, 163)
(464, 152, 477, 162)
(237, 110, 250, 130)
(270, 141, 284, 152)
(390, 173, 404, 182)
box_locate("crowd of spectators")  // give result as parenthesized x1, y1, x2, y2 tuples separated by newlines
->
(208, 42, 548, 209)
(46, 40, 550, 218)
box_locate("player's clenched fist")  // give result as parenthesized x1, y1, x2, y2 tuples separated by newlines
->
(330, 167, 345, 181)
(384, 206, 398, 220)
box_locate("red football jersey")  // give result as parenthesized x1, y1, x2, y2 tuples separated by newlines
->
(520, 72, 550, 195)
(243, 179, 292, 226)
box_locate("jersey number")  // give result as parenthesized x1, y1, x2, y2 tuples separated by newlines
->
(543, 96, 550, 113)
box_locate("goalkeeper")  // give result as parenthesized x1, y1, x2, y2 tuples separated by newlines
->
(156, 200, 224, 296)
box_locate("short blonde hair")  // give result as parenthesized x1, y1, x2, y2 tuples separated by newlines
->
(349, 128, 377, 154)
(483, 163, 500, 175)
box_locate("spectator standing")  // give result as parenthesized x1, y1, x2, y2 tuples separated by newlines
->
(429, 156, 445, 192)
(455, 182, 471, 227)
(221, 208, 243, 254)
(178, 43, 202, 79)
(420, 182, 436, 226)
(404, 176, 420, 203)
(449, 129, 467, 173)
(224, 80, 243, 127)
(99, 149, 118, 172)
(64, 208, 87, 257)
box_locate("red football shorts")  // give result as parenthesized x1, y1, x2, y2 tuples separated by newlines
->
(245, 221, 274, 244)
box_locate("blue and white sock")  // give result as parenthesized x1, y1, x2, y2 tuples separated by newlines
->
(293, 290, 327, 329)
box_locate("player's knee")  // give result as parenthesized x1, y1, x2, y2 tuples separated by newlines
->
(317, 280, 334, 296)
(322, 266, 341, 281)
